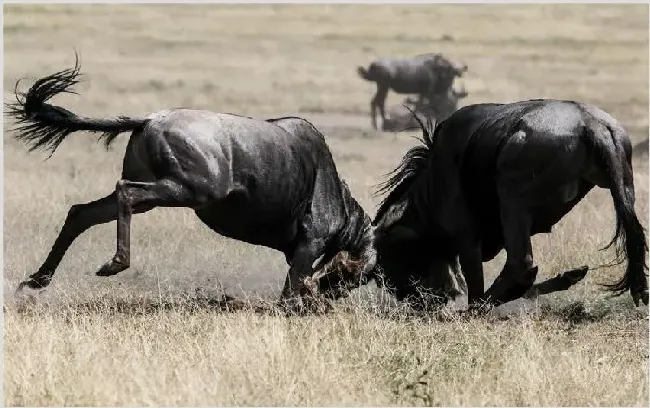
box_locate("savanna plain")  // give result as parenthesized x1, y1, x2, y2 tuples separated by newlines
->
(3, 4, 649, 406)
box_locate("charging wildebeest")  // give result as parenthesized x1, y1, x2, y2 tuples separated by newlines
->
(357, 53, 467, 130)
(7, 56, 376, 310)
(362, 103, 648, 308)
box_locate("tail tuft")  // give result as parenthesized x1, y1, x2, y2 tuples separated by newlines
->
(357, 66, 372, 81)
(5, 52, 146, 158)
(601, 206, 648, 295)
(584, 120, 649, 298)
(6, 53, 84, 155)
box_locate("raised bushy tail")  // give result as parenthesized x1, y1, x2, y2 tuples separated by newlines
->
(357, 65, 374, 81)
(6, 53, 147, 157)
(585, 119, 648, 304)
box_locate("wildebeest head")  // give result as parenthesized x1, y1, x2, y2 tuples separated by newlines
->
(424, 55, 469, 99)
(304, 250, 374, 300)
(431, 54, 468, 78)
(306, 226, 465, 307)
(307, 110, 465, 306)
(303, 178, 379, 301)
(369, 109, 466, 305)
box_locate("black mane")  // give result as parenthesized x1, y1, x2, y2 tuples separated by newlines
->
(373, 108, 437, 224)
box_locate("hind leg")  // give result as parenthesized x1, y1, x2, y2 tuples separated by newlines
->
(16, 193, 119, 293)
(97, 178, 204, 276)
(370, 95, 378, 130)
(524, 265, 589, 298)
(376, 86, 389, 130)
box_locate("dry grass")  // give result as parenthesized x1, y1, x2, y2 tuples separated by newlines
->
(5, 296, 647, 406)
(3, 4, 649, 406)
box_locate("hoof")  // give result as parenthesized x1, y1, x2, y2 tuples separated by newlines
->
(522, 266, 539, 287)
(15, 275, 50, 294)
(632, 289, 649, 307)
(15, 279, 47, 302)
(467, 301, 493, 315)
(96, 259, 128, 277)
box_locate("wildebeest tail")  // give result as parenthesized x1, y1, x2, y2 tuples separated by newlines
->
(584, 119, 648, 298)
(357, 65, 375, 81)
(6, 53, 147, 157)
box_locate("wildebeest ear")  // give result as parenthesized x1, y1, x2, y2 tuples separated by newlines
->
(383, 225, 420, 244)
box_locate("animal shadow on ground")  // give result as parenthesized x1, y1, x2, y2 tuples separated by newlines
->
(8, 290, 284, 318)
(7, 287, 647, 325)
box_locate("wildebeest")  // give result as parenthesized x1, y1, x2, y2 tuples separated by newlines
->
(357, 53, 468, 130)
(365, 102, 648, 308)
(7, 56, 376, 310)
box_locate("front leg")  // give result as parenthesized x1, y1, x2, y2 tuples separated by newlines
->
(481, 196, 537, 307)
(279, 239, 326, 313)
(458, 240, 485, 305)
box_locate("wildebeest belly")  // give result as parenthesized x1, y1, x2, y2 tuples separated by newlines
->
(468, 179, 595, 262)
(530, 180, 595, 234)
(390, 76, 431, 94)
(193, 192, 301, 253)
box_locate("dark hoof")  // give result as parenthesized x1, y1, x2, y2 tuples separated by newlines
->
(15, 275, 50, 294)
(467, 301, 494, 315)
(96, 259, 128, 277)
(632, 289, 649, 307)
(485, 266, 539, 307)
(522, 266, 539, 287)
(15, 279, 47, 301)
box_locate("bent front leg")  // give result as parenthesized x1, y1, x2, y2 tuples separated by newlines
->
(280, 240, 325, 312)
(482, 197, 537, 307)
(96, 178, 202, 277)
(458, 240, 485, 305)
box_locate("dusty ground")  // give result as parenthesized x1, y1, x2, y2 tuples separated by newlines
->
(3, 4, 649, 406)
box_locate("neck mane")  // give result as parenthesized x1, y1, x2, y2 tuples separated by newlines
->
(373, 111, 437, 229)
(337, 178, 374, 256)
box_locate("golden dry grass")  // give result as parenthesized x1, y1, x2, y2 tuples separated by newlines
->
(3, 4, 649, 406)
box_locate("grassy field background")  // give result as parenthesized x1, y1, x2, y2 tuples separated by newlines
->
(3, 4, 649, 406)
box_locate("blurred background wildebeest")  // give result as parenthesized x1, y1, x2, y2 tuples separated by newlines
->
(357, 53, 468, 130)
